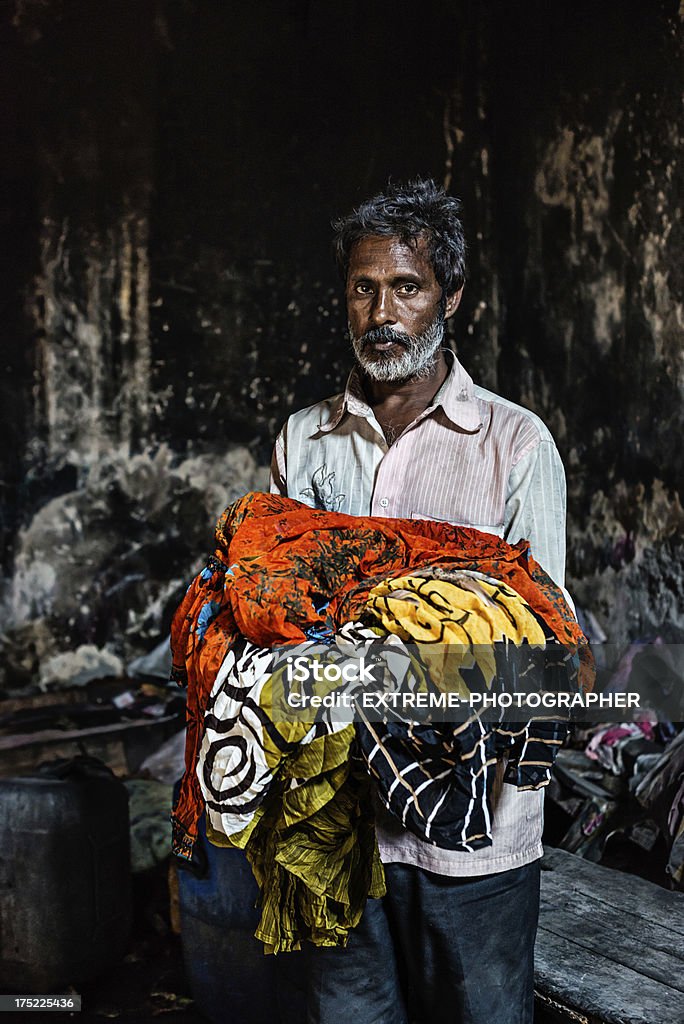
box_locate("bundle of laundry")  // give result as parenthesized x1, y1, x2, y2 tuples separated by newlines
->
(171, 491, 592, 950)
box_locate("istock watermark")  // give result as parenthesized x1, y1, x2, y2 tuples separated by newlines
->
(265, 641, 684, 726)
(285, 654, 379, 684)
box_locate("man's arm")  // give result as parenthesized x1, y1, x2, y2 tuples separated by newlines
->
(503, 439, 567, 589)
(269, 427, 287, 495)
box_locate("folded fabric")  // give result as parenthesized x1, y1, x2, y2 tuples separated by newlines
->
(365, 570, 547, 644)
(171, 492, 591, 862)
(197, 631, 384, 951)
(198, 637, 349, 843)
(356, 571, 569, 849)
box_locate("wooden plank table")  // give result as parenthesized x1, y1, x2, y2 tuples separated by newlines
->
(535, 847, 684, 1024)
(0, 715, 181, 777)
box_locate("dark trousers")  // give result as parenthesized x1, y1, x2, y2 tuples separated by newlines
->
(280, 859, 540, 1024)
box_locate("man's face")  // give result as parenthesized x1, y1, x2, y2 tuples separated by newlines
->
(345, 234, 461, 382)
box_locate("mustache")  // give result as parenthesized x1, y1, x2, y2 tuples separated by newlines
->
(358, 325, 412, 348)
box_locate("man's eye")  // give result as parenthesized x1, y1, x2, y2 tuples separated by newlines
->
(398, 284, 419, 296)
(355, 283, 373, 295)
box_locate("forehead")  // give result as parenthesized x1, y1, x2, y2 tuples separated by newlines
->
(347, 234, 436, 281)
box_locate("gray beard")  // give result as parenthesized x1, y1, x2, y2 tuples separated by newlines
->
(350, 319, 445, 383)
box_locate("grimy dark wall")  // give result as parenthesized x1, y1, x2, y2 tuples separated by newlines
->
(0, 0, 682, 688)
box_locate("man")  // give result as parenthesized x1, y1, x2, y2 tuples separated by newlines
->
(269, 179, 568, 1024)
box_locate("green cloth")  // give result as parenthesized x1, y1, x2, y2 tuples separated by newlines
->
(207, 725, 385, 953)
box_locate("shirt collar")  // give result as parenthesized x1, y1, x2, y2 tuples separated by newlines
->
(317, 349, 483, 434)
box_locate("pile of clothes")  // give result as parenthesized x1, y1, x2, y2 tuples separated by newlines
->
(171, 492, 591, 952)
(634, 728, 684, 888)
(579, 638, 684, 888)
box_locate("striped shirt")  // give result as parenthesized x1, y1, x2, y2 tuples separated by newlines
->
(269, 348, 568, 876)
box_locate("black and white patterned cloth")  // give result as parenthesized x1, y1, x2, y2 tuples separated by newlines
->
(197, 621, 570, 852)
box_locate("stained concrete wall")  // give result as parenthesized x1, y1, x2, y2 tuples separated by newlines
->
(0, 0, 681, 688)
(486, 3, 684, 641)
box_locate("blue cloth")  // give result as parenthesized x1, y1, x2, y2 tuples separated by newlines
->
(278, 859, 540, 1024)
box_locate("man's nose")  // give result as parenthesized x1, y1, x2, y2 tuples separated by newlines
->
(370, 288, 396, 326)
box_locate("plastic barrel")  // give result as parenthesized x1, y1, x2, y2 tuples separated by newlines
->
(177, 817, 307, 1024)
(0, 758, 132, 992)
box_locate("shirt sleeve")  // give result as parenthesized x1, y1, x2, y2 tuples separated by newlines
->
(269, 427, 287, 496)
(503, 439, 567, 589)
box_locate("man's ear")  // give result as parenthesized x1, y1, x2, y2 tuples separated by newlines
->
(444, 287, 464, 320)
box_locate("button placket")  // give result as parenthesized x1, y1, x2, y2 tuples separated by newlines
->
(373, 445, 399, 516)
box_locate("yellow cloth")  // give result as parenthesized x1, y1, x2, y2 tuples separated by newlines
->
(365, 572, 547, 693)
(206, 720, 386, 953)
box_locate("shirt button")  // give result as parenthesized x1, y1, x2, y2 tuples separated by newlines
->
(379, 498, 389, 508)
